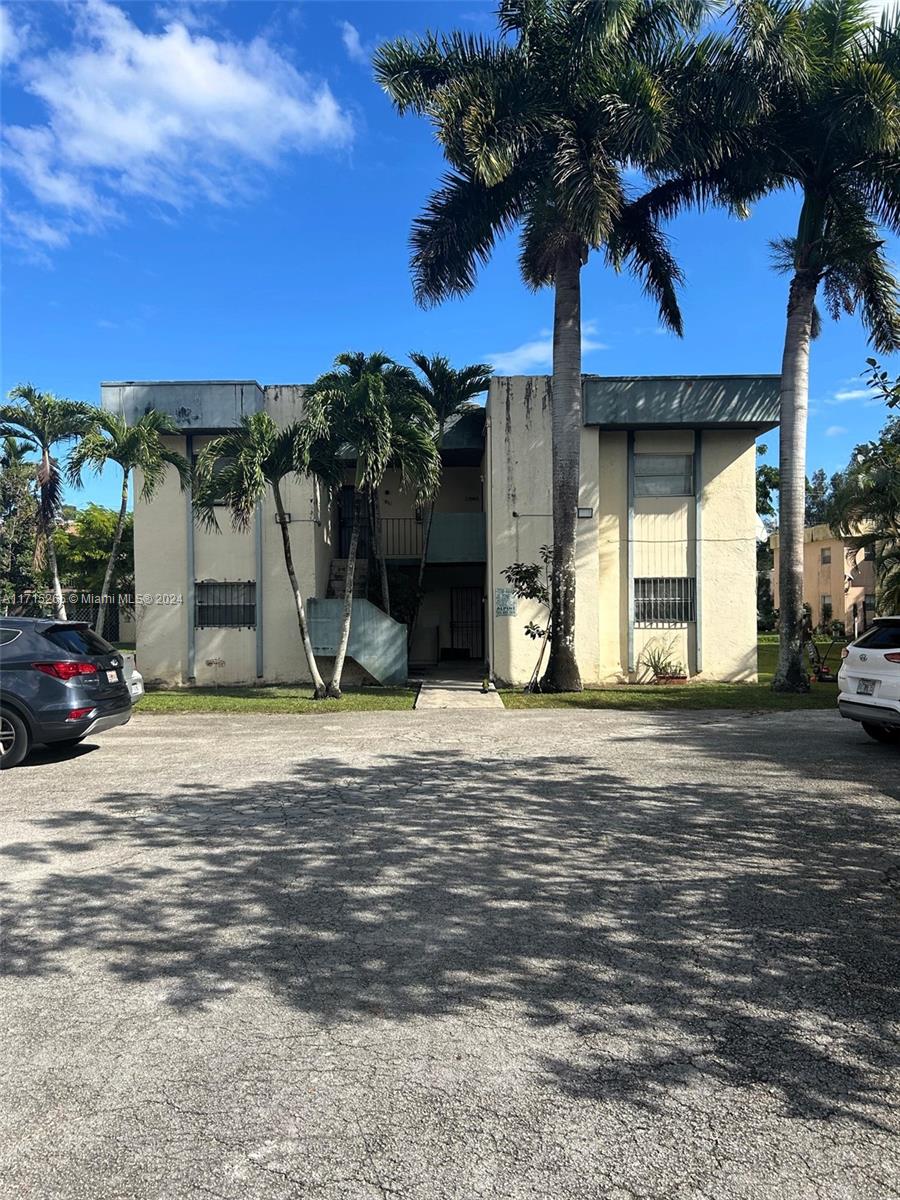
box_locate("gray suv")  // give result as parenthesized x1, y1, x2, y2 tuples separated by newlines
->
(0, 618, 132, 768)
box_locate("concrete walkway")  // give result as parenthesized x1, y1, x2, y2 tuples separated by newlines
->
(414, 665, 505, 709)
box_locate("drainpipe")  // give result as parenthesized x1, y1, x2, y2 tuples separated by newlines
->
(185, 433, 196, 683)
(694, 429, 703, 674)
(255, 503, 264, 679)
(626, 430, 635, 675)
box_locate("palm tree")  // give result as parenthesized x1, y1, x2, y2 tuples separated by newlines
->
(0, 385, 93, 620)
(406, 352, 492, 647)
(302, 352, 440, 698)
(375, 1, 709, 690)
(639, 0, 900, 689)
(67, 410, 191, 637)
(193, 412, 338, 700)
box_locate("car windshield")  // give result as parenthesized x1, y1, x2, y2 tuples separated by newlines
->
(854, 624, 900, 651)
(43, 627, 115, 656)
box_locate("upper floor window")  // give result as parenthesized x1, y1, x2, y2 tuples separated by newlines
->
(195, 581, 256, 629)
(864, 545, 876, 561)
(820, 546, 831, 565)
(634, 453, 694, 498)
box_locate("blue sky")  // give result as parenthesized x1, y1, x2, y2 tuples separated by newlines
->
(1, 0, 897, 511)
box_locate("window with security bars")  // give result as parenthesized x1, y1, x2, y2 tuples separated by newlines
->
(634, 577, 696, 625)
(195, 581, 256, 628)
(634, 453, 694, 497)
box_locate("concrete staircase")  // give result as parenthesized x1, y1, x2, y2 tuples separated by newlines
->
(307, 597, 408, 686)
(326, 558, 369, 599)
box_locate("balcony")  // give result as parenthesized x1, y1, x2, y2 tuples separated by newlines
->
(376, 513, 486, 563)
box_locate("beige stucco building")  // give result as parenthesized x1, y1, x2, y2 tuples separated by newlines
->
(101, 372, 779, 689)
(770, 524, 877, 633)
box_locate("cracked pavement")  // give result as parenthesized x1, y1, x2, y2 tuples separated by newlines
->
(1, 708, 898, 1199)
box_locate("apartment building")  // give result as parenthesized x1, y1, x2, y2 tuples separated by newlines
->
(770, 524, 877, 633)
(101, 372, 779, 688)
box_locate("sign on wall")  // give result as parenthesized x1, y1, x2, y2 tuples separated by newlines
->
(495, 587, 518, 617)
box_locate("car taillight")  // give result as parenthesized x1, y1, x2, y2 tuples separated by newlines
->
(67, 706, 94, 721)
(885, 653, 900, 663)
(841, 647, 849, 658)
(33, 661, 98, 680)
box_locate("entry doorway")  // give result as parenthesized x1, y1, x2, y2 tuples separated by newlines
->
(449, 586, 484, 662)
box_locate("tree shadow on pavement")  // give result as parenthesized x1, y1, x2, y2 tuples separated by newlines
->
(3, 724, 899, 1130)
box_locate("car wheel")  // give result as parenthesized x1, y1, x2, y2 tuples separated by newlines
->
(861, 721, 900, 745)
(0, 708, 30, 769)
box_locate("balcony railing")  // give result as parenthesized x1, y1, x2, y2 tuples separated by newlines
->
(379, 516, 423, 558)
(374, 513, 486, 563)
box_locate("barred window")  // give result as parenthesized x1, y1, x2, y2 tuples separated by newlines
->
(195, 581, 256, 628)
(634, 454, 694, 498)
(635, 577, 696, 625)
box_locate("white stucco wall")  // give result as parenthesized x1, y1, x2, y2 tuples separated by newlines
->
(486, 377, 760, 686)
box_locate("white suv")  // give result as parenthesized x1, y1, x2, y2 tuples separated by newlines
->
(838, 617, 900, 745)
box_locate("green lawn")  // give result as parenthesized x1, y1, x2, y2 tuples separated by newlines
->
(499, 637, 843, 712)
(137, 686, 417, 715)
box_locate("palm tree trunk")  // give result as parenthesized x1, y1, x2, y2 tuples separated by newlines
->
(328, 486, 363, 698)
(273, 483, 327, 698)
(370, 486, 391, 616)
(541, 243, 584, 693)
(407, 423, 444, 650)
(95, 472, 129, 637)
(39, 449, 67, 621)
(773, 269, 818, 693)
(46, 531, 66, 621)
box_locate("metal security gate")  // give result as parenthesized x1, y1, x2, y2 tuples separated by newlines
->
(449, 587, 484, 661)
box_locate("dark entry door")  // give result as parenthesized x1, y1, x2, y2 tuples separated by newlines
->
(338, 486, 369, 558)
(450, 587, 484, 661)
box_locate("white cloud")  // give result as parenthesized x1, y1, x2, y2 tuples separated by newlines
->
(488, 321, 608, 374)
(830, 387, 869, 402)
(0, 6, 23, 64)
(825, 425, 848, 437)
(3, 0, 353, 250)
(339, 20, 369, 65)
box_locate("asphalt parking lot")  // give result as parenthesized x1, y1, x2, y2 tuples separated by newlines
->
(1, 708, 898, 1199)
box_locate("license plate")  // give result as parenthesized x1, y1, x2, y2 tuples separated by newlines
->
(857, 679, 877, 696)
(106, 670, 119, 684)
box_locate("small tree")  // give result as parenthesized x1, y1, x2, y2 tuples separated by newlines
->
(0, 436, 39, 614)
(54, 504, 134, 602)
(194, 412, 337, 699)
(501, 545, 553, 691)
(302, 352, 440, 698)
(0, 385, 93, 620)
(68, 410, 190, 636)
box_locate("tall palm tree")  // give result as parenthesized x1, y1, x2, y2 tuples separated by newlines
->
(302, 352, 440, 698)
(640, 0, 900, 689)
(193, 412, 338, 700)
(375, 1, 709, 691)
(406, 352, 492, 648)
(0, 385, 93, 620)
(67, 410, 190, 637)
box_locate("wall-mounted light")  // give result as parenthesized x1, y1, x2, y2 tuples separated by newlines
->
(577, 506, 594, 519)
(275, 512, 292, 524)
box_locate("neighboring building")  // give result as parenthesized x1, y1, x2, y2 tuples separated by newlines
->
(770, 524, 877, 634)
(101, 373, 779, 688)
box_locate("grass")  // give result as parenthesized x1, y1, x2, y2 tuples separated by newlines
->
(134, 639, 845, 716)
(137, 686, 417, 715)
(499, 637, 844, 712)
